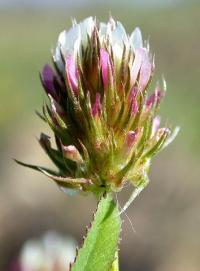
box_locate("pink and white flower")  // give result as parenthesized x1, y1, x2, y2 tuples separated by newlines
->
(18, 17, 179, 200)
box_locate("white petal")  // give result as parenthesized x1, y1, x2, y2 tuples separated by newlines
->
(79, 17, 95, 45)
(58, 24, 81, 57)
(130, 48, 144, 86)
(53, 46, 65, 73)
(20, 241, 44, 269)
(113, 43, 123, 60)
(130, 27, 143, 50)
(110, 21, 128, 47)
(99, 22, 107, 42)
(108, 21, 128, 62)
(138, 48, 152, 91)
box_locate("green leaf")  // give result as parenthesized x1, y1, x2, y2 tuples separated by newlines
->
(71, 193, 121, 271)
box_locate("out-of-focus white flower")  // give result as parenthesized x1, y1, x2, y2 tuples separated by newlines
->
(18, 231, 77, 271)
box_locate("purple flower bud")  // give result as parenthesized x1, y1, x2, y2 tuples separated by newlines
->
(92, 93, 101, 117)
(41, 64, 58, 99)
(66, 54, 78, 94)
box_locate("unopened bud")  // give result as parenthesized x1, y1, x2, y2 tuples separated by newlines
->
(124, 130, 139, 153)
(62, 145, 83, 164)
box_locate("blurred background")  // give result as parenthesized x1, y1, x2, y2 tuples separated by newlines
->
(0, 0, 200, 270)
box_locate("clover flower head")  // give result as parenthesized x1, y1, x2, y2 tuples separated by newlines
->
(17, 17, 179, 201)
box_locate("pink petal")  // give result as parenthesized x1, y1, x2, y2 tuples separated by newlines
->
(129, 87, 138, 114)
(100, 48, 112, 90)
(62, 145, 83, 163)
(151, 116, 160, 136)
(156, 87, 165, 105)
(41, 64, 57, 98)
(132, 98, 138, 114)
(138, 49, 152, 91)
(65, 54, 78, 94)
(146, 92, 155, 107)
(146, 87, 164, 108)
(124, 129, 139, 152)
(92, 93, 101, 117)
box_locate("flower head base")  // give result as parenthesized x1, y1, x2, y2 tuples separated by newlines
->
(17, 17, 179, 199)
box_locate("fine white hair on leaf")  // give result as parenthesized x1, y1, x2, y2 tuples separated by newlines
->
(115, 193, 137, 234)
(119, 175, 149, 215)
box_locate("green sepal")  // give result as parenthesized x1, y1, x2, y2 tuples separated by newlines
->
(14, 159, 58, 176)
(14, 159, 85, 194)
